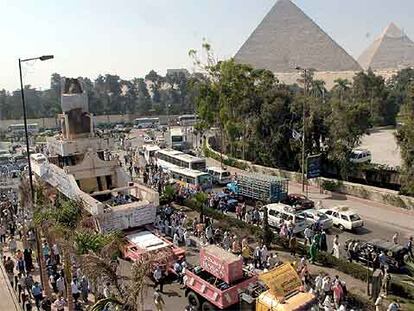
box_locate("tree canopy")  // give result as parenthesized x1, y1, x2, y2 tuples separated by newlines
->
(0, 70, 195, 119)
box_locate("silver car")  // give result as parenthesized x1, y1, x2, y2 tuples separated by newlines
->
(298, 209, 333, 230)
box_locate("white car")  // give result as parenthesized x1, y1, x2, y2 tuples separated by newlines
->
(266, 203, 308, 235)
(319, 207, 363, 231)
(350, 149, 371, 164)
(298, 209, 333, 230)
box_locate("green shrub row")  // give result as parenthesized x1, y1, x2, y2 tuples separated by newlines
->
(203, 142, 249, 171)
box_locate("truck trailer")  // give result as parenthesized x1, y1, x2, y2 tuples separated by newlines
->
(227, 172, 288, 204)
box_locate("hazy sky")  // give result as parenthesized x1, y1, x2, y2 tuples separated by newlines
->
(0, 0, 412, 91)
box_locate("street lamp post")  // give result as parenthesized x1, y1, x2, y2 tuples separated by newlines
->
(18, 54, 54, 292)
(295, 66, 308, 193)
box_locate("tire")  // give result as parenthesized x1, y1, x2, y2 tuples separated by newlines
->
(201, 301, 216, 311)
(187, 291, 201, 310)
(339, 224, 345, 231)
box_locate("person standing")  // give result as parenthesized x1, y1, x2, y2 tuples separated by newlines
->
(52, 294, 66, 311)
(332, 240, 340, 259)
(319, 231, 328, 252)
(52, 244, 60, 265)
(80, 276, 89, 303)
(56, 274, 66, 297)
(153, 266, 164, 293)
(8, 236, 17, 254)
(392, 232, 399, 245)
(31, 281, 43, 310)
(253, 245, 261, 268)
(406, 236, 413, 259)
(289, 235, 297, 257)
(375, 294, 384, 311)
(71, 278, 80, 303)
(304, 227, 313, 247)
(154, 289, 165, 311)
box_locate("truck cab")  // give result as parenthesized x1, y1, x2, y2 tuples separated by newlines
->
(185, 245, 258, 310)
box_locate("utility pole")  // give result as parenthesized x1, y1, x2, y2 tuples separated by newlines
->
(295, 66, 308, 193)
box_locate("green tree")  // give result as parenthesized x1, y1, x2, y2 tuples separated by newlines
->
(395, 84, 414, 195)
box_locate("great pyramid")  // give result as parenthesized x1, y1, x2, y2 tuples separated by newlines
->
(235, 0, 361, 73)
(358, 23, 414, 70)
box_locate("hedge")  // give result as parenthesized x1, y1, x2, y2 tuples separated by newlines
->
(203, 142, 249, 171)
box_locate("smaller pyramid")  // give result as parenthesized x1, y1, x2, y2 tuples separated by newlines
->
(358, 23, 414, 70)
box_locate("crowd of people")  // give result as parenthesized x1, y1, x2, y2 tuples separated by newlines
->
(0, 187, 95, 311)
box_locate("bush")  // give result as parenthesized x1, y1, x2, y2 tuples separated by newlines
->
(321, 180, 342, 192)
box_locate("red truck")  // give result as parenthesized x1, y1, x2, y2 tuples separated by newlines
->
(122, 226, 185, 273)
(185, 245, 258, 311)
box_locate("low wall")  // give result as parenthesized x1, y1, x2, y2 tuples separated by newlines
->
(0, 114, 179, 130)
(205, 140, 414, 210)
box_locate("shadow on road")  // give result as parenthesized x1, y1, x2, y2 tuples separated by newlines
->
(325, 192, 347, 201)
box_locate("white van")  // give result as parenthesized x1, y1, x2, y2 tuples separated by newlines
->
(207, 167, 232, 185)
(350, 149, 371, 164)
(266, 203, 308, 234)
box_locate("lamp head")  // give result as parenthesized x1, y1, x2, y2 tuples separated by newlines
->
(39, 55, 54, 61)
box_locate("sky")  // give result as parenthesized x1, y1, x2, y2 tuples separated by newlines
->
(0, 0, 413, 91)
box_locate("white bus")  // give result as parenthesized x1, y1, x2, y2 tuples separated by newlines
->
(178, 114, 197, 126)
(8, 123, 39, 136)
(169, 167, 212, 191)
(143, 145, 160, 164)
(207, 167, 232, 185)
(134, 117, 160, 129)
(168, 127, 184, 150)
(156, 149, 206, 171)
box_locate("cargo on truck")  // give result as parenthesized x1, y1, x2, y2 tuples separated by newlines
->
(185, 246, 316, 311)
(227, 172, 288, 204)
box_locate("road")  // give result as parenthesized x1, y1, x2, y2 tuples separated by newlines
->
(127, 127, 413, 251)
(359, 128, 401, 167)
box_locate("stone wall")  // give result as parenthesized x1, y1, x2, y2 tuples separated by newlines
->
(205, 140, 414, 210)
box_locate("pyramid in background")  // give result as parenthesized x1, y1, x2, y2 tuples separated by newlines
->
(358, 23, 414, 70)
(235, 0, 361, 73)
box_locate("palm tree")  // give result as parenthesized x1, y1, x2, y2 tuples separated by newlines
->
(333, 78, 351, 105)
(34, 198, 83, 311)
(86, 249, 173, 311)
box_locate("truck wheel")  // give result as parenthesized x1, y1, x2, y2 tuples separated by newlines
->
(339, 224, 345, 231)
(187, 291, 201, 310)
(202, 301, 216, 311)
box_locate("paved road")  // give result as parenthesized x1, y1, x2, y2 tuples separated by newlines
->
(127, 128, 413, 246)
(359, 128, 401, 167)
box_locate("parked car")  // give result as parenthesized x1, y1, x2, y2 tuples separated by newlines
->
(282, 193, 314, 211)
(349, 149, 371, 164)
(266, 203, 308, 235)
(319, 206, 363, 231)
(298, 209, 333, 230)
(344, 238, 408, 271)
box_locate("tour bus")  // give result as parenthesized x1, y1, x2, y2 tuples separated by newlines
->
(143, 144, 160, 164)
(155, 149, 206, 171)
(168, 127, 184, 150)
(169, 166, 212, 192)
(8, 123, 39, 136)
(207, 166, 232, 185)
(134, 117, 160, 129)
(177, 114, 197, 126)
